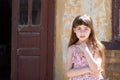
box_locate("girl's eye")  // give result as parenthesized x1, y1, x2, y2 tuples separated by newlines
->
(84, 27, 89, 30)
(77, 28, 81, 30)
(85, 28, 88, 30)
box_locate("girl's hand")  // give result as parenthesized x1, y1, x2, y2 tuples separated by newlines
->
(78, 42, 89, 53)
(87, 68, 94, 74)
(88, 67, 102, 75)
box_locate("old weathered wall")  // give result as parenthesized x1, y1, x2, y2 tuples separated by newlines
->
(105, 50, 120, 80)
(55, 0, 112, 80)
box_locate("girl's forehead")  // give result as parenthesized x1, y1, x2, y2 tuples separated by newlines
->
(76, 25, 89, 28)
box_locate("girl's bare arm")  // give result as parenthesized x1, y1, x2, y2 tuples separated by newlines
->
(78, 43, 102, 74)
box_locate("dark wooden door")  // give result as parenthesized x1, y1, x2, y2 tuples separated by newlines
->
(11, 0, 55, 80)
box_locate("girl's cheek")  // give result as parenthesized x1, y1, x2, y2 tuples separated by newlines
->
(77, 33, 81, 38)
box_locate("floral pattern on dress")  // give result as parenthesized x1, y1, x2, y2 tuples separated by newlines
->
(69, 45, 101, 80)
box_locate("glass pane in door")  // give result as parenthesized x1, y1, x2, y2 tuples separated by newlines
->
(19, 0, 28, 25)
(32, 0, 41, 25)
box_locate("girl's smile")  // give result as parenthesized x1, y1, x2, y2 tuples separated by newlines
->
(80, 36, 85, 38)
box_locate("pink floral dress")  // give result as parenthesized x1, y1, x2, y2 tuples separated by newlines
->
(69, 45, 102, 80)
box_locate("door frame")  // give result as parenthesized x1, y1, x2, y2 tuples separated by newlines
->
(46, 0, 55, 79)
(11, 0, 55, 79)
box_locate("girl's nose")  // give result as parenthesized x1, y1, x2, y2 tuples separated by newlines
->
(80, 30, 85, 33)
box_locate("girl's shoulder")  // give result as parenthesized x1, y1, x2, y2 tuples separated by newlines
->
(68, 44, 76, 50)
(68, 44, 78, 53)
(67, 45, 77, 57)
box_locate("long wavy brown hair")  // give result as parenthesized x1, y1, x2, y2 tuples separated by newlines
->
(68, 14, 105, 69)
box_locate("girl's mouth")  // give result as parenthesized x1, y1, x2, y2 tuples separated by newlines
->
(80, 36, 85, 38)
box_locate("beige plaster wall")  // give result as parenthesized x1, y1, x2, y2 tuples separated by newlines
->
(54, 0, 112, 80)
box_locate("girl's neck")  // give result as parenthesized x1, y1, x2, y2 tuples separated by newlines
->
(76, 40, 87, 45)
(75, 40, 91, 46)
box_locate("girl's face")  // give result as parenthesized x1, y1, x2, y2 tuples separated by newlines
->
(73, 25, 91, 42)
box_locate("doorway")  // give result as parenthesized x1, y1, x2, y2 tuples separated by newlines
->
(0, 0, 11, 80)
(12, 0, 55, 80)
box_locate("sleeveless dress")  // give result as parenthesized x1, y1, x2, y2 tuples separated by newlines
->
(69, 45, 102, 80)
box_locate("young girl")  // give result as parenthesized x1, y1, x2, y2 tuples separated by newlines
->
(66, 14, 105, 80)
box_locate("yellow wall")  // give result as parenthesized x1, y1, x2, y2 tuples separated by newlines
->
(54, 0, 112, 80)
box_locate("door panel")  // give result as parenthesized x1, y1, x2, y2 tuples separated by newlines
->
(12, 0, 48, 80)
(18, 56, 40, 80)
(18, 33, 40, 48)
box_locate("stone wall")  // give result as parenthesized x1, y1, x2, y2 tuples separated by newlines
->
(105, 50, 120, 80)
